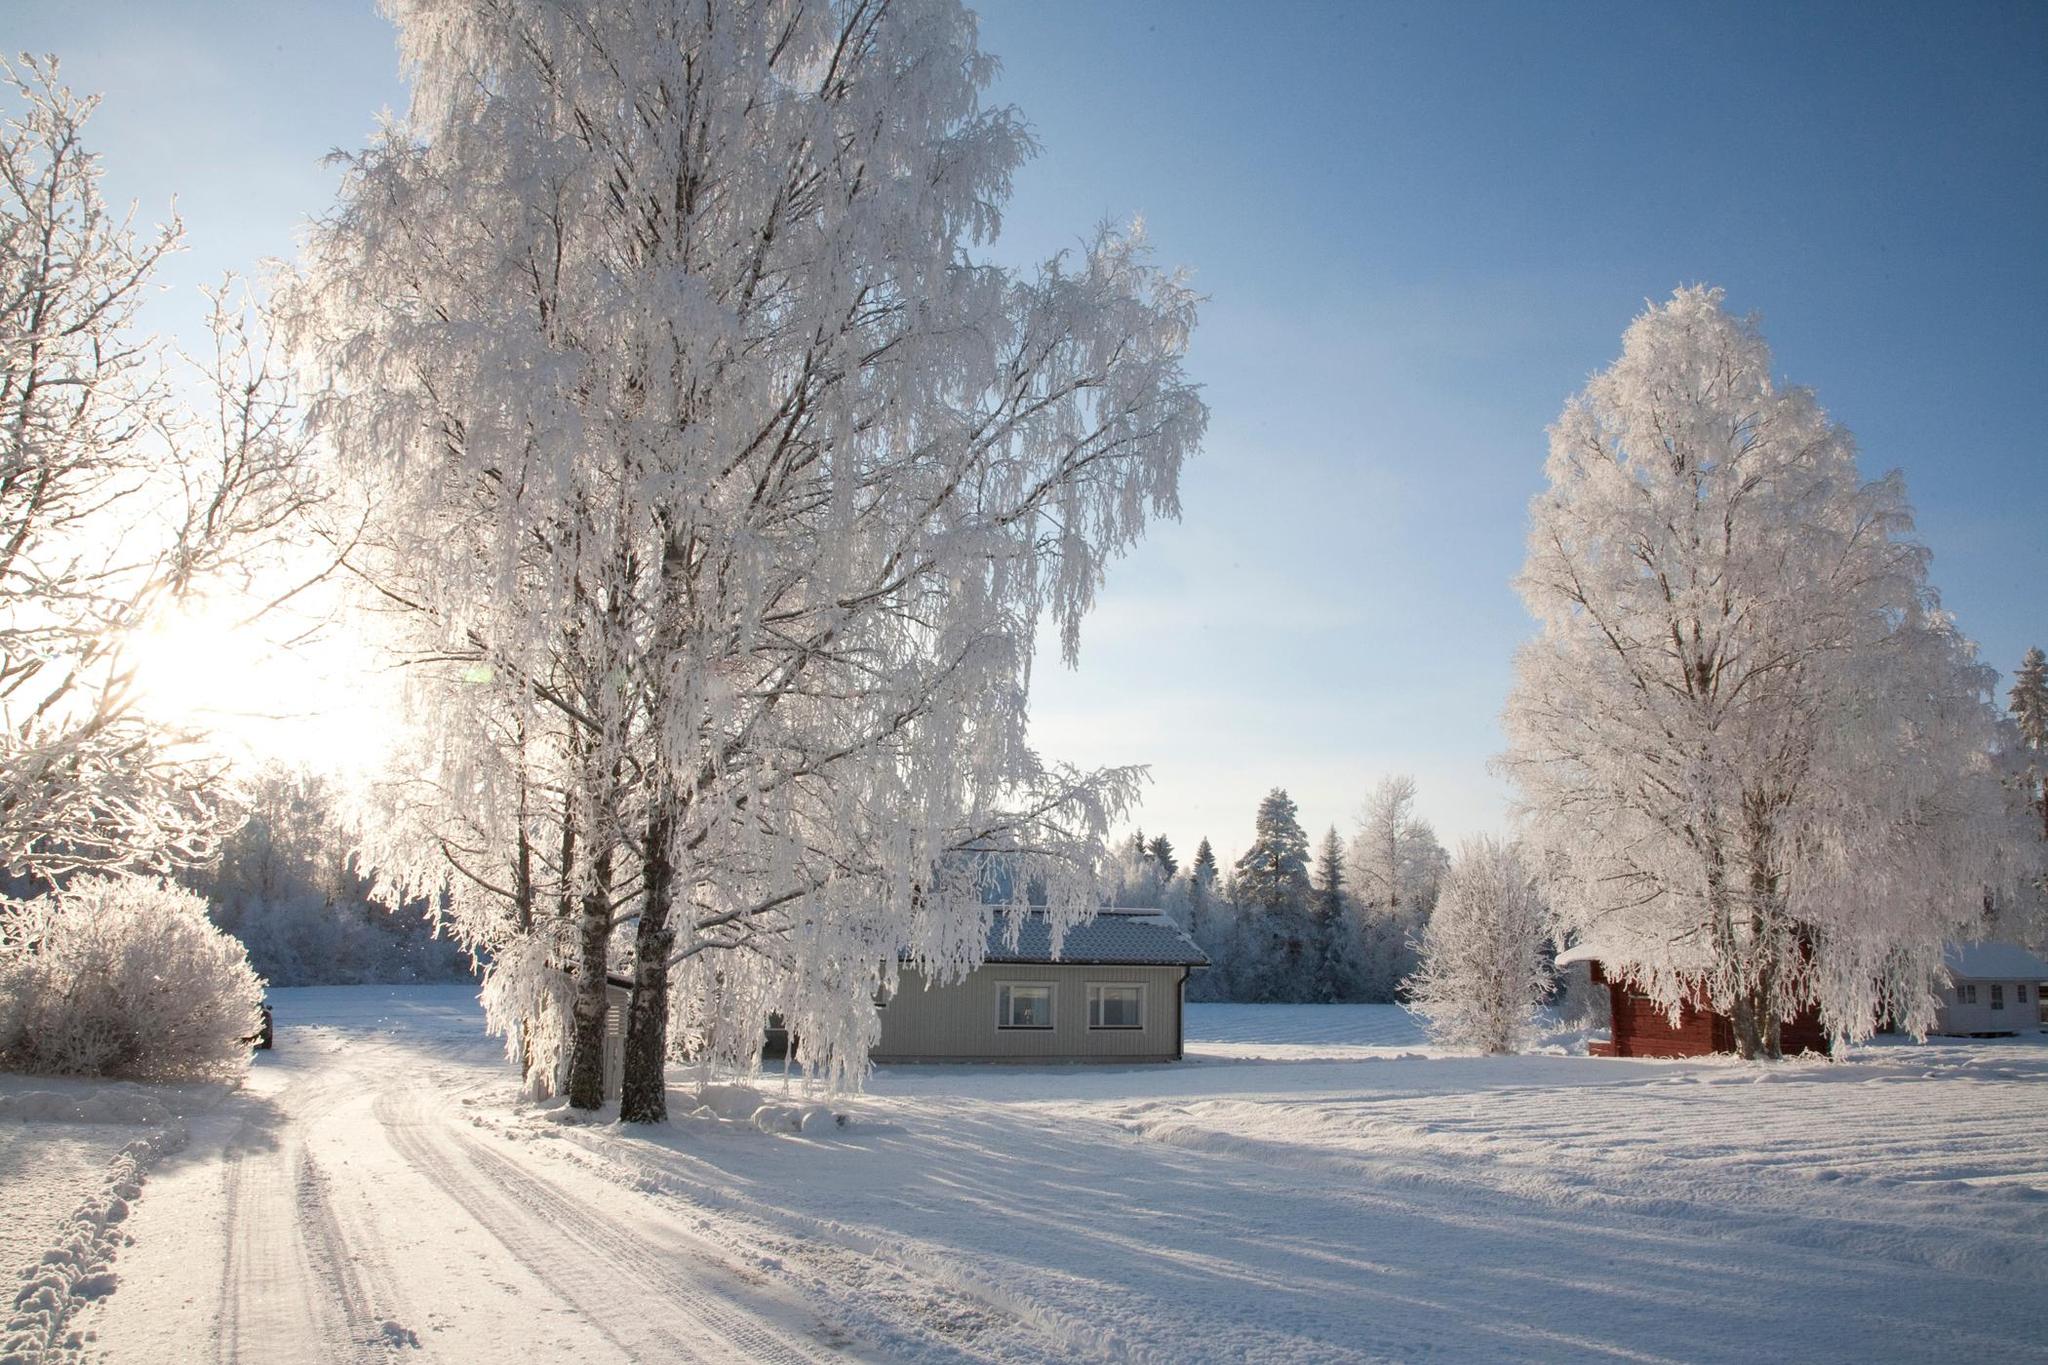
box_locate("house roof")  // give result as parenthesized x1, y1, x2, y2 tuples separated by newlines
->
(1552, 935, 1715, 974)
(983, 909, 1208, 967)
(1552, 941, 1606, 969)
(1944, 941, 2048, 982)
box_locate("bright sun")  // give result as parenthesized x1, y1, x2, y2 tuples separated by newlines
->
(125, 598, 394, 779)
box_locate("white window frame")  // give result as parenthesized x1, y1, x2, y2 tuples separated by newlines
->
(1991, 983, 2005, 1010)
(997, 982, 1055, 1030)
(1962, 983, 1979, 1005)
(1087, 981, 1146, 1030)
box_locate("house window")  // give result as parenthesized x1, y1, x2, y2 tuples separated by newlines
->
(1088, 983, 1144, 1030)
(1991, 983, 2004, 1010)
(2020, 984, 2031, 1004)
(997, 983, 1054, 1029)
(1962, 984, 1978, 1005)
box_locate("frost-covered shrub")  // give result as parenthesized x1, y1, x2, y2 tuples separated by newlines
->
(1404, 838, 1551, 1054)
(0, 876, 263, 1080)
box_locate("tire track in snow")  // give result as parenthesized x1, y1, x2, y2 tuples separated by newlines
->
(214, 1042, 416, 1365)
(293, 1149, 409, 1361)
(556, 1137, 1048, 1360)
(370, 1096, 654, 1362)
(373, 1090, 833, 1364)
(214, 1139, 343, 1365)
(455, 1136, 829, 1364)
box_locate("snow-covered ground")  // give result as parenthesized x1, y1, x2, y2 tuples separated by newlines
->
(8, 988, 2044, 1362)
(1, 1075, 207, 1363)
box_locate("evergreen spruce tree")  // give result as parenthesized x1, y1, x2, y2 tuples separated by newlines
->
(1310, 827, 1347, 1002)
(2005, 647, 2048, 946)
(1233, 789, 1313, 999)
(1147, 834, 1179, 879)
(1182, 836, 1220, 996)
(2013, 648, 2048, 845)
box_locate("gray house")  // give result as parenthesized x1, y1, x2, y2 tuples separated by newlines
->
(871, 909, 1208, 1064)
(1935, 942, 2048, 1037)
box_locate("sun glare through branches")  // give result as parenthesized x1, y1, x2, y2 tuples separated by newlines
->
(124, 594, 394, 780)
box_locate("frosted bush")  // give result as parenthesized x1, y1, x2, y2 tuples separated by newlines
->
(0, 876, 263, 1080)
(1405, 838, 1551, 1054)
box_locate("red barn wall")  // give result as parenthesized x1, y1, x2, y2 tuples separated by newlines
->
(1588, 960, 1828, 1058)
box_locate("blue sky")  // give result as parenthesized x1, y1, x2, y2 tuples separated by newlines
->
(14, 1, 2045, 865)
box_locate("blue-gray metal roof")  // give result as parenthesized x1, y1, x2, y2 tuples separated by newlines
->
(1945, 941, 2048, 981)
(984, 910, 1208, 967)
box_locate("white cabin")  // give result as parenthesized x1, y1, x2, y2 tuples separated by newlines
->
(1934, 942, 2048, 1037)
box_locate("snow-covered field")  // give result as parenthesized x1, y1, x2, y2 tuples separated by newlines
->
(6, 988, 2044, 1362)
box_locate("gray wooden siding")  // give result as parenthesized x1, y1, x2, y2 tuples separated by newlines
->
(1935, 978, 2046, 1036)
(873, 962, 1187, 1062)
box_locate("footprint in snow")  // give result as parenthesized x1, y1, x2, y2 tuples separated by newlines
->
(376, 1319, 421, 1349)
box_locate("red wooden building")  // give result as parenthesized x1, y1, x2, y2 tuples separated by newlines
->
(1565, 952, 1829, 1058)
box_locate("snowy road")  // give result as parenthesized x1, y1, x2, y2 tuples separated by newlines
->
(45, 990, 2048, 1363)
(80, 991, 845, 1363)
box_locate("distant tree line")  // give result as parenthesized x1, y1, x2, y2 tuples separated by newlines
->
(1106, 777, 1449, 1004)
(176, 765, 471, 987)
(2002, 646, 2048, 948)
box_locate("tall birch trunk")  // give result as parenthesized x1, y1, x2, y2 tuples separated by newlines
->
(565, 843, 614, 1110)
(619, 808, 676, 1123)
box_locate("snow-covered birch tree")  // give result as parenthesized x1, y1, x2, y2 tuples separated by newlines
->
(1500, 286, 2018, 1054)
(1, 58, 315, 881)
(1404, 836, 1550, 1053)
(1344, 775, 1445, 1001)
(288, 0, 1204, 1117)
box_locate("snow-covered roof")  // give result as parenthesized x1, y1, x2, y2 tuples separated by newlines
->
(1553, 941, 1608, 969)
(1552, 931, 1716, 975)
(984, 909, 1208, 967)
(1943, 941, 2048, 982)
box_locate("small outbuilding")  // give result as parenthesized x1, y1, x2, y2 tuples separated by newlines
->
(1555, 945, 1828, 1058)
(871, 908, 1207, 1064)
(1935, 942, 2048, 1037)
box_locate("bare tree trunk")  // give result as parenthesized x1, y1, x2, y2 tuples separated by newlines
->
(619, 808, 675, 1124)
(1754, 930, 1784, 1061)
(1704, 830, 1766, 1058)
(1743, 818, 1787, 1062)
(565, 843, 613, 1110)
(1729, 988, 1765, 1059)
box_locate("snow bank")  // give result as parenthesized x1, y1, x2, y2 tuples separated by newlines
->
(1, 1119, 187, 1364)
(531, 1082, 850, 1135)
(680, 1083, 849, 1134)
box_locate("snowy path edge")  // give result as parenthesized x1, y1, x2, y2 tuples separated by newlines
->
(1, 1117, 190, 1365)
